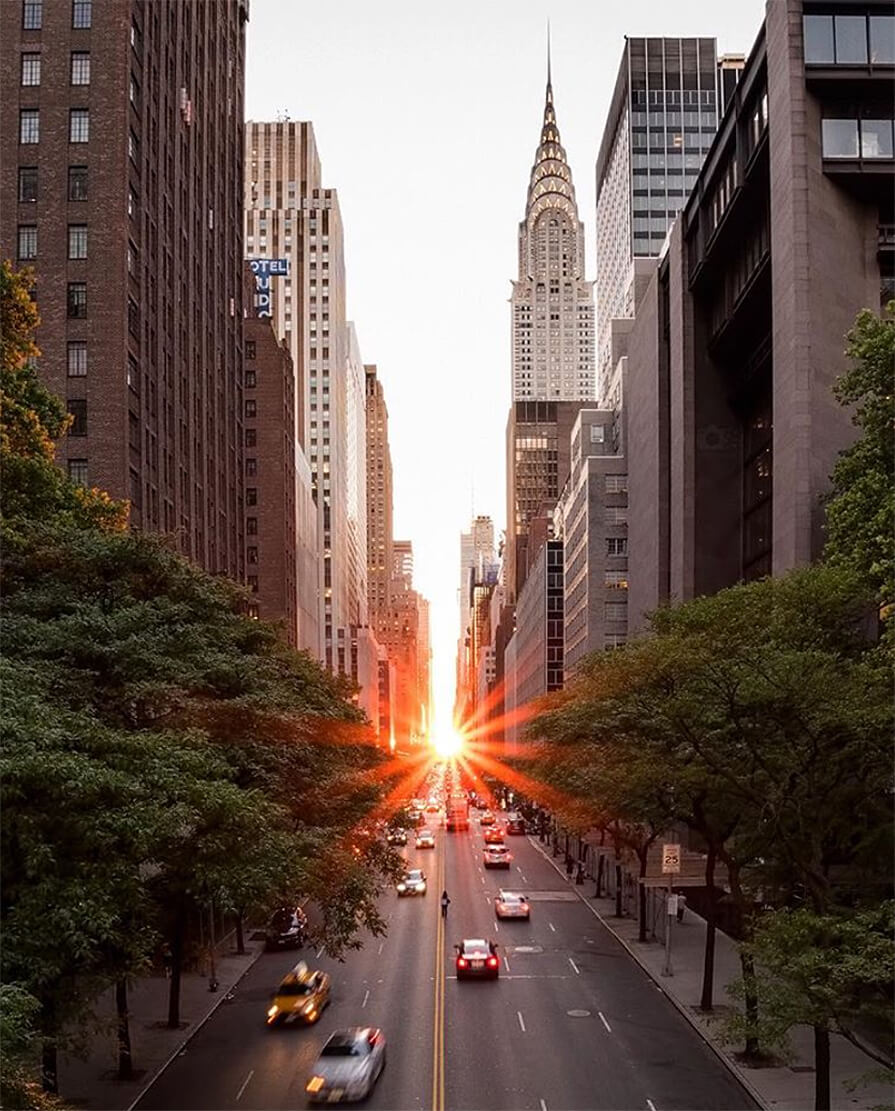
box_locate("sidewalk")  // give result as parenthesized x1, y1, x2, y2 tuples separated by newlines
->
(530, 837, 893, 1111)
(58, 940, 264, 1110)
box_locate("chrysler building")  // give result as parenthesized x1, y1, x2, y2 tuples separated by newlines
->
(511, 58, 595, 401)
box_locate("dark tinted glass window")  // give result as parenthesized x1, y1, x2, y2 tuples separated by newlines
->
(67, 399, 87, 436)
(68, 165, 88, 200)
(18, 166, 38, 201)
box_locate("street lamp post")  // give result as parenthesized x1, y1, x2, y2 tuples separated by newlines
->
(208, 901, 219, 992)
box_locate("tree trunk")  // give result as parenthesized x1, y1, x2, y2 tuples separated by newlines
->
(700, 842, 717, 1011)
(235, 912, 246, 955)
(814, 1024, 831, 1111)
(740, 948, 761, 1059)
(595, 853, 605, 898)
(638, 849, 648, 942)
(167, 905, 186, 1029)
(614, 859, 623, 918)
(116, 978, 134, 1080)
(40, 997, 58, 1094)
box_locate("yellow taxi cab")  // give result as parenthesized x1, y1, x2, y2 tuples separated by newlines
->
(266, 961, 331, 1027)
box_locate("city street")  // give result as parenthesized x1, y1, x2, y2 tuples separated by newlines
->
(136, 820, 757, 1111)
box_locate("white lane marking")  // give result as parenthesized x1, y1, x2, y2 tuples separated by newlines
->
(568, 957, 580, 974)
(377, 942, 384, 955)
(548, 922, 556, 932)
(517, 1010, 526, 1033)
(362, 989, 370, 1008)
(494, 921, 500, 931)
(646, 1101, 657, 1111)
(540, 1101, 548, 1111)
(504, 955, 512, 972)
(316, 946, 325, 959)
(480, 876, 485, 884)
(235, 1069, 254, 1101)
(599, 1011, 612, 1032)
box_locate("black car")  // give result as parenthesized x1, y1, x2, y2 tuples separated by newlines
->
(265, 906, 308, 950)
(387, 828, 408, 846)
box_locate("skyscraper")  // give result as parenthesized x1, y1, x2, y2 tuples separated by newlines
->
(506, 55, 595, 600)
(511, 60, 595, 402)
(365, 363, 393, 637)
(458, 515, 496, 646)
(595, 38, 723, 388)
(2, 0, 249, 576)
(244, 122, 360, 673)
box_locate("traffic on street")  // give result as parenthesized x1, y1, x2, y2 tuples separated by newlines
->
(135, 784, 757, 1111)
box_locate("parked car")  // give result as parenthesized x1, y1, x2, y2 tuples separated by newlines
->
(265, 906, 308, 950)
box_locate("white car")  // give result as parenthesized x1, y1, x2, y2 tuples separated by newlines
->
(416, 829, 436, 849)
(495, 891, 530, 919)
(483, 844, 512, 869)
(306, 1028, 386, 1103)
(397, 869, 427, 897)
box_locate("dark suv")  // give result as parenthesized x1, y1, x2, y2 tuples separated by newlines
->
(265, 906, 308, 950)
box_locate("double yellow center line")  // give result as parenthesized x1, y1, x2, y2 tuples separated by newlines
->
(431, 837, 446, 1111)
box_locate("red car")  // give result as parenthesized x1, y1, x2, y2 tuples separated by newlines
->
(483, 828, 504, 845)
(455, 938, 500, 980)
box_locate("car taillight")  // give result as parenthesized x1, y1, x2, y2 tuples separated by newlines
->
(457, 957, 468, 968)
(487, 956, 498, 967)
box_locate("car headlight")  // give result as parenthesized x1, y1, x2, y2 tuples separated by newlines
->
(397, 883, 406, 892)
(267, 1005, 278, 1017)
(306, 1076, 325, 1093)
(419, 883, 426, 892)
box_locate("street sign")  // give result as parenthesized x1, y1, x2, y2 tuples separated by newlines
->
(662, 843, 681, 874)
(667, 894, 679, 916)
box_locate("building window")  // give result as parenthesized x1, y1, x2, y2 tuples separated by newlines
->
(246, 488, 257, 506)
(803, 15, 835, 63)
(17, 225, 37, 261)
(247, 546, 258, 564)
(605, 601, 628, 622)
(604, 633, 627, 650)
(20, 109, 39, 144)
(245, 428, 257, 447)
(68, 165, 88, 201)
(69, 109, 89, 143)
(870, 15, 895, 63)
(822, 118, 860, 158)
(72, 0, 91, 28)
(129, 76, 139, 105)
(245, 458, 257, 477)
(834, 14, 868, 63)
(861, 119, 894, 159)
(247, 575, 258, 593)
(67, 282, 87, 317)
(67, 399, 87, 436)
(21, 52, 41, 86)
(605, 474, 628, 493)
(22, 0, 42, 29)
(589, 423, 606, 443)
(605, 571, 629, 590)
(607, 538, 628, 557)
(127, 297, 139, 337)
(70, 52, 90, 85)
(68, 224, 87, 258)
(128, 130, 139, 163)
(67, 341, 87, 376)
(245, 340, 256, 359)
(245, 399, 257, 418)
(245, 370, 256, 388)
(18, 166, 38, 202)
(246, 517, 258, 536)
(67, 458, 88, 485)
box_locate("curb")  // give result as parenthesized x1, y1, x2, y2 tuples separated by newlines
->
(125, 945, 265, 1111)
(527, 836, 769, 1111)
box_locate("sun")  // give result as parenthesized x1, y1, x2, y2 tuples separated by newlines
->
(432, 732, 463, 760)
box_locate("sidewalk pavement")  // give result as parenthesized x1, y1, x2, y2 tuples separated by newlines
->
(530, 837, 894, 1111)
(58, 940, 264, 1111)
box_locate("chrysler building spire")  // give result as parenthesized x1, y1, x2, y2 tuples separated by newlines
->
(510, 49, 595, 401)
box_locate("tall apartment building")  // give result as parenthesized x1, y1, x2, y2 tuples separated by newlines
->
(555, 409, 629, 673)
(244, 121, 359, 673)
(625, 0, 894, 629)
(595, 38, 724, 390)
(2, 0, 249, 576)
(365, 363, 394, 635)
(345, 323, 368, 629)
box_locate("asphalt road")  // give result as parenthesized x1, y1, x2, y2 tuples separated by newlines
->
(135, 816, 758, 1111)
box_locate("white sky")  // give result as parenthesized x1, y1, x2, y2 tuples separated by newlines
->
(245, 0, 767, 740)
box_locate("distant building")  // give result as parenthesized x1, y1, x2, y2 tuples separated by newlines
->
(555, 409, 629, 674)
(625, 0, 895, 630)
(365, 364, 394, 639)
(1, 0, 250, 576)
